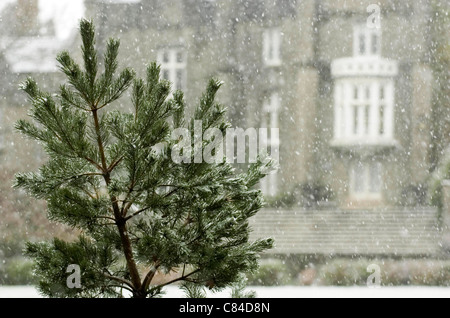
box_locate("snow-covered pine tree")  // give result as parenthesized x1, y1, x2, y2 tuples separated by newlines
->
(14, 19, 273, 298)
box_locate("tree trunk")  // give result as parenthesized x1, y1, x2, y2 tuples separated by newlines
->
(92, 108, 143, 295)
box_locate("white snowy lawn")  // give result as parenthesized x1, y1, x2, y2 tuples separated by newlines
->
(0, 285, 448, 298)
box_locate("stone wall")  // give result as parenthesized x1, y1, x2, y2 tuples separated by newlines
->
(441, 180, 450, 252)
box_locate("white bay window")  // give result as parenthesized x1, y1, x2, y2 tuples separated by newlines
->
(332, 25, 396, 203)
(334, 79, 395, 144)
(331, 25, 397, 147)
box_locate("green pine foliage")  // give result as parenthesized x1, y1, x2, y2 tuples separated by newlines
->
(14, 19, 274, 298)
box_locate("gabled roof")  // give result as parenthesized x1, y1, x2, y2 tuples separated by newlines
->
(0, 0, 84, 73)
(3, 36, 61, 73)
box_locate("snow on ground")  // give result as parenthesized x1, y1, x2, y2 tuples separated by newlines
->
(0, 286, 449, 298)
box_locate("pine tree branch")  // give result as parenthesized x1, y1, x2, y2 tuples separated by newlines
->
(99, 222, 117, 227)
(155, 269, 201, 290)
(181, 211, 192, 229)
(92, 109, 108, 172)
(83, 157, 104, 172)
(121, 180, 137, 217)
(43, 99, 77, 148)
(63, 193, 87, 208)
(103, 273, 134, 290)
(36, 95, 102, 171)
(164, 187, 180, 198)
(108, 284, 133, 293)
(45, 173, 102, 196)
(141, 260, 161, 293)
(187, 235, 202, 246)
(64, 172, 104, 181)
(79, 187, 97, 200)
(107, 156, 124, 172)
(121, 161, 161, 216)
(124, 206, 152, 221)
(96, 71, 134, 110)
(121, 149, 154, 217)
(96, 216, 116, 221)
(87, 178, 100, 199)
(122, 200, 135, 217)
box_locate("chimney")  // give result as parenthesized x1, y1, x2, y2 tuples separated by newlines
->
(441, 180, 450, 252)
(15, 0, 39, 36)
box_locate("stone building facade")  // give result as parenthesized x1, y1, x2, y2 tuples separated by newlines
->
(0, 0, 446, 253)
(81, 0, 437, 209)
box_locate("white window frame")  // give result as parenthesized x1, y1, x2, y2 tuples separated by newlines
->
(261, 92, 280, 146)
(157, 49, 187, 92)
(349, 161, 383, 199)
(353, 25, 381, 57)
(333, 78, 395, 143)
(263, 28, 281, 67)
(260, 92, 280, 196)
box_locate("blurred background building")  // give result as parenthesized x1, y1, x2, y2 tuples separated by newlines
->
(0, 0, 449, 265)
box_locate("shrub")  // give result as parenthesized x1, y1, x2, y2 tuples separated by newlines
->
(401, 184, 428, 207)
(316, 258, 450, 287)
(317, 259, 372, 286)
(0, 257, 36, 286)
(246, 260, 292, 286)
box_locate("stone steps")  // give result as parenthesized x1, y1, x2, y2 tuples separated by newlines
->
(249, 208, 442, 255)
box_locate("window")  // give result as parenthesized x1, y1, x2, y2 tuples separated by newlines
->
(157, 49, 186, 91)
(350, 161, 383, 198)
(332, 25, 397, 146)
(354, 25, 381, 57)
(379, 86, 387, 136)
(263, 28, 281, 66)
(333, 80, 394, 143)
(261, 92, 280, 146)
(371, 33, 379, 55)
(379, 105, 385, 135)
(359, 34, 366, 55)
(351, 85, 371, 136)
(260, 93, 280, 196)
